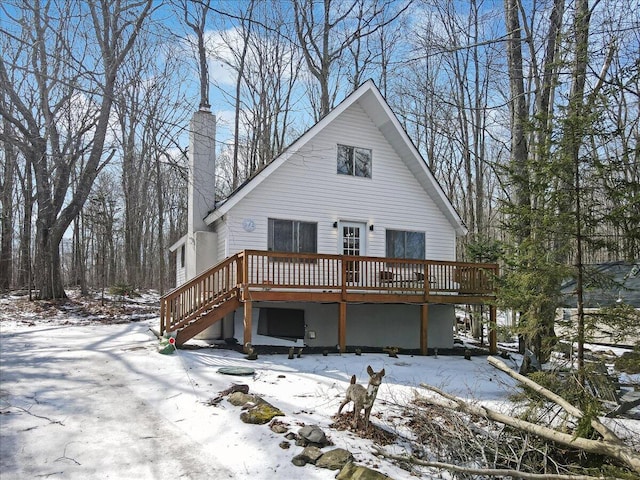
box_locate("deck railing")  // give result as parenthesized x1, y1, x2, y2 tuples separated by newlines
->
(160, 250, 498, 335)
(241, 250, 497, 294)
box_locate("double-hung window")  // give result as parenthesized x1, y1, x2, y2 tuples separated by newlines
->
(268, 218, 317, 254)
(337, 144, 372, 178)
(386, 230, 426, 260)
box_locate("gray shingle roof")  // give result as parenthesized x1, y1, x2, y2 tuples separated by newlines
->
(560, 261, 640, 308)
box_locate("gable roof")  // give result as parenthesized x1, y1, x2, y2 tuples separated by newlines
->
(204, 80, 467, 236)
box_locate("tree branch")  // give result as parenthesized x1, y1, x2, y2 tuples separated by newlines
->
(418, 382, 640, 473)
(373, 446, 618, 480)
(487, 356, 622, 444)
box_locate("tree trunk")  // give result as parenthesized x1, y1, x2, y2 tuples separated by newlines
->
(17, 158, 33, 290)
(564, 0, 591, 384)
(34, 224, 66, 299)
(504, 0, 530, 241)
(0, 114, 15, 291)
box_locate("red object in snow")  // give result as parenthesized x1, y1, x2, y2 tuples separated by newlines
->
(169, 337, 176, 345)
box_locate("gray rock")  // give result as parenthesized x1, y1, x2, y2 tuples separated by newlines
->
(302, 446, 324, 464)
(270, 422, 288, 434)
(316, 448, 354, 470)
(336, 462, 393, 479)
(298, 425, 328, 446)
(279, 441, 290, 449)
(228, 392, 263, 406)
(292, 445, 324, 467)
(292, 455, 308, 467)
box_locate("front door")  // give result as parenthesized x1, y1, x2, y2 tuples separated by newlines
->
(340, 222, 366, 284)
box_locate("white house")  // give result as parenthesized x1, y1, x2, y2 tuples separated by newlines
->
(164, 80, 497, 354)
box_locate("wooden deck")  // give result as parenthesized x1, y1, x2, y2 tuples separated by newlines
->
(160, 250, 499, 353)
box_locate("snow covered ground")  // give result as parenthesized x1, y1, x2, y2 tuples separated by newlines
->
(0, 293, 635, 479)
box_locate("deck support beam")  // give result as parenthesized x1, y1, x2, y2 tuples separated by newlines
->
(489, 304, 497, 354)
(243, 299, 253, 347)
(338, 302, 346, 353)
(420, 304, 429, 355)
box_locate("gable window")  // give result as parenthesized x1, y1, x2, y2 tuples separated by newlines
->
(337, 144, 372, 178)
(386, 230, 425, 260)
(268, 218, 317, 253)
(180, 245, 185, 268)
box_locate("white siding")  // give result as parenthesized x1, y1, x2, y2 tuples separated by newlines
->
(176, 262, 185, 286)
(223, 101, 457, 261)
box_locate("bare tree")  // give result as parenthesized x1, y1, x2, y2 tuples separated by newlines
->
(0, 100, 16, 291)
(181, 0, 212, 110)
(293, 0, 408, 120)
(212, 0, 302, 186)
(0, 0, 154, 299)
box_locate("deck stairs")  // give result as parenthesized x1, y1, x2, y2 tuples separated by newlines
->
(160, 254, 242, 346)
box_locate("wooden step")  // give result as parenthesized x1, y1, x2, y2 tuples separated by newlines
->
(175, 297, 241, 345)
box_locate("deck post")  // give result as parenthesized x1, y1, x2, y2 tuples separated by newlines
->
(338, 302, 346, 352)
(420, 304, 429, 355)
(489, 304, 497, 354)
(243, 299, 253, 346)
(160, 298, 166, 335)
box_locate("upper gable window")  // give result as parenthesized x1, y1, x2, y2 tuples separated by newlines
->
(337, 144, 372, 178)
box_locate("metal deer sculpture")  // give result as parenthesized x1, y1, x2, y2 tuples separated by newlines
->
(338, 365, 385, 429)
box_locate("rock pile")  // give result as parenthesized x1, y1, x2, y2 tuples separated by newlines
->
(218, 384, 395, 479)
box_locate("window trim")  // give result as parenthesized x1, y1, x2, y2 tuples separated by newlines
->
(268, 218, 318, 255)
(385, 229, 426, 260)
(337, 144, 372, 178)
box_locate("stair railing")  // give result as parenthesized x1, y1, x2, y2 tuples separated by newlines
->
(160, 253, 242, 335)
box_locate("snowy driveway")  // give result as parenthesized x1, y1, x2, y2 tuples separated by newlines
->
(0, 322, 235, 479)
(1, 317, 517, 480)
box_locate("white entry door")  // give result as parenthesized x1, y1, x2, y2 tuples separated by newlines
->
(339, 221, 366, 284)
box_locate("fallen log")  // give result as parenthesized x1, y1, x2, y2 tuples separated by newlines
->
(372, 446, 622, 480)
(488, 356, 622, 444)
(418, 373, 640, 474)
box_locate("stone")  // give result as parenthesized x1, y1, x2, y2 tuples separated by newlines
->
(291, 455, 308, 467)
(316, 448, 354, 470)
(279, 441, 290, 449)
(336, 462, 393, 479)
(298, 425, 328, 446)
(285, 432, 297, 441)
(240, 403, 284, 425)
(270, 422, 288, 434)
(228, 392, 262, 407)
(292, 446, 323, 467)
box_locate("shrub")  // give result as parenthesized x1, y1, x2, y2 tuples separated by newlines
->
(615, 346, 640, 374)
